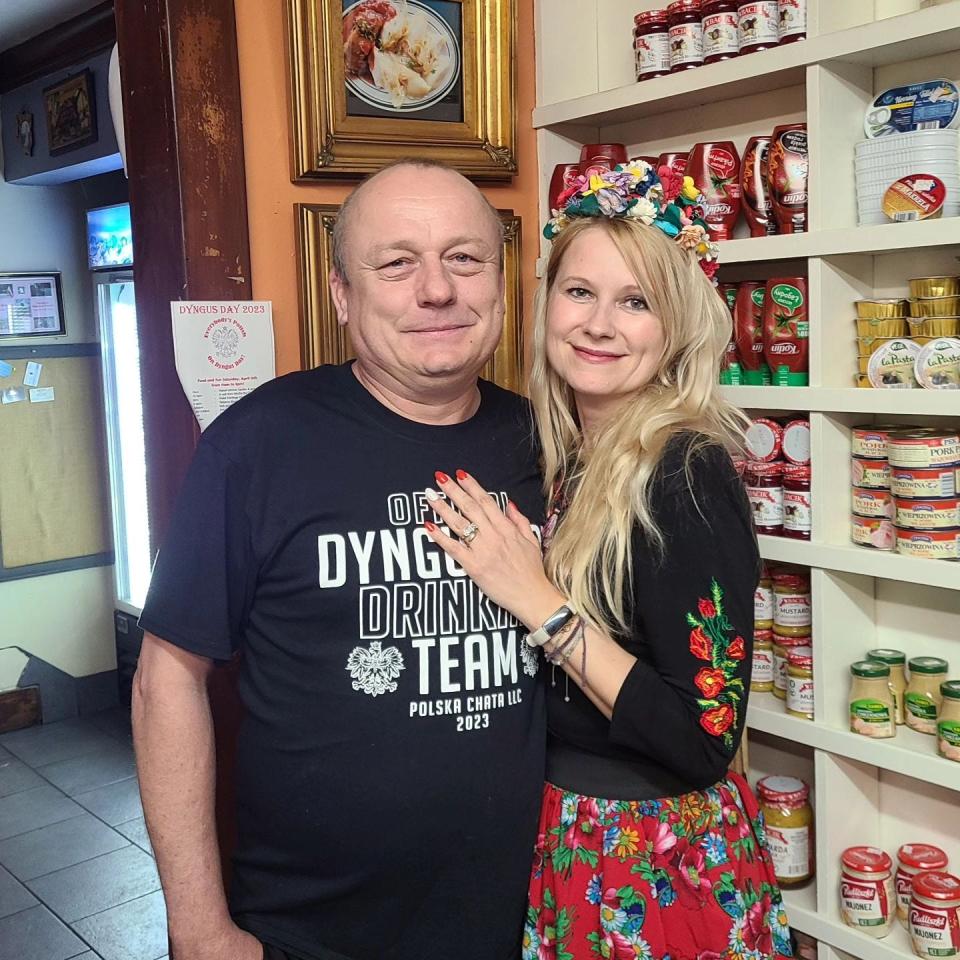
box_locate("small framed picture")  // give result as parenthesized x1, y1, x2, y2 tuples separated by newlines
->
(43, 69, 97, 156)
(0, 273, 66, 338)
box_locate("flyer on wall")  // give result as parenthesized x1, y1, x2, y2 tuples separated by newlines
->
(170, 300, 276, 431)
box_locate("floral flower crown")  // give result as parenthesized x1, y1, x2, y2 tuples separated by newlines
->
(543, 161, 720, 281)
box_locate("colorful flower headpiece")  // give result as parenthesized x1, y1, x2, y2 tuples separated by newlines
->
(543, 161, 720, 281)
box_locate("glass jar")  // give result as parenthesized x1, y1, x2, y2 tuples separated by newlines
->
(849, 661, 895, 739)
(905, 656, 949, 735)
(778, 0, 806, 43)
(773, 631, 807, 700)
(755, 565, 774, 628)
(702, 0, 739, 64)
(896, 844, 949, 927)
(841, 846, 895, 938)
(786, 646, 814, 719)
(668, 0, 704, 72)
(910, 872, 960, 959)
(937, 680, 960, 762)
(752, 629, 774, 692)
(745, 461, 784, 535)
(635, 10, 672, 81)
(773, 570, 811, 633)
(782, 465, 812, 540)
(756, 775, 813, 885)
(866, 648, 907, 725)
(737, 0, 779, 53)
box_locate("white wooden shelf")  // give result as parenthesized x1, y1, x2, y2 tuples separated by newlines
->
(720, 386, 960, 416)
(747, 697, 960, 792)
(533, 5, 960, 128)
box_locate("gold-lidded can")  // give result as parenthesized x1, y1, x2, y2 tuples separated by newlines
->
(906, 317, 960, 338)
(855, 299, 908, 320)
(856, 317, 908, 338)
(909, 296, 960, 318)
(909, 276, 960, 299)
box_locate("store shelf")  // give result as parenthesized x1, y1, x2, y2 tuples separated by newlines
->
(747, 697, 960, 792)
(757, 536, 960, 591)
(720, 386, 960, 416)
(786, 896, 914, 960)
(533, 6, 960, 128)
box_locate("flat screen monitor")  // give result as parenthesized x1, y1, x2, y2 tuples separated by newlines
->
(87, 203, 133, 270)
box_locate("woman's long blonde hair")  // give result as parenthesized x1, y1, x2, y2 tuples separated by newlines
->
(530, 216, 749, 635)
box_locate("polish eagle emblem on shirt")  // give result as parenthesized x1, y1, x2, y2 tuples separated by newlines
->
(345, 641, 405, 697)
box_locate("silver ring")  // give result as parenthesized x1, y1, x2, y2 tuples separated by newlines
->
(461, 522, 479, 545)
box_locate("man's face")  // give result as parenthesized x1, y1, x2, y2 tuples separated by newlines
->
(329, 167, 504, 392)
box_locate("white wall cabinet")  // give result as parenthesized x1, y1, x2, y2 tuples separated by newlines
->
(534, 2, 960, 958)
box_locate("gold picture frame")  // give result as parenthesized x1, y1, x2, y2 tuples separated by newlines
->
(286, 0, 516, 180)
(295, 203, 524, 392)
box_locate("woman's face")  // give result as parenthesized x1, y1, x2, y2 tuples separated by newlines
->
(545, 228, 667, 417)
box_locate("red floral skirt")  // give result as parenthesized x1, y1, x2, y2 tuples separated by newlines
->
(523, 772, 793, 960)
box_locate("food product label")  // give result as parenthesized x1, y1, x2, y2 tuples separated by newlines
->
(868, 338, 920, 388)
(752, 649, 774, 684)
(783, 489, 812, 533)
(842, 877, 890, 928)
(910, 903, 960, 957)
(771, 283, 804, 312)
(852, 458, 891, 489)
(851, 699, 894, 738)
(755, 584, 774, 621)
(746, 484, 783, 526)
(774, 592, 811, 627)
(916, 338, 960, 390)
(703, 12, 739, 57)
(905, 693, 938, 734)
(898, 873, 915, 921)
(853, 489, 895, 519)
(738, 2, 779, 46)
(764, 823, 809, 879)
(669, 23, 703, 67)
(896, 500, 960, 530)
(637, 32, 671, 76)
(883, 175, 947, 223)
(787, 675, 814, 715)
(939, 720, 960, 761)
(778, 0, 806, 39)
(782, 421, 810, 464)
(888, 437, 960, 468)
(773, 651, 788, 692)
(897, 531, 960, 560)
(892, 470, 957, 499)
(852, 430, 889, 459)
(852, 517, 896, 549)
(865, 80, 960, 138)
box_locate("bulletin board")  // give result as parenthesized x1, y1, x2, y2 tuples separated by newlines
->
(0, 353, 112, 568)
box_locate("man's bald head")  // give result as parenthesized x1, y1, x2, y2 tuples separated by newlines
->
(331, 159, 504, 283)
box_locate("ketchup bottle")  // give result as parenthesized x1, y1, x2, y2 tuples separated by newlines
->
(767, 124, 808, 234)
(685, 141, 742, 242)
(741, 136, 776, 237)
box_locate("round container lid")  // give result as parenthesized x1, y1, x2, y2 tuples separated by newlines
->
(746, 418, 783, 462)
(787, 646, 813, 667)
(756, 775, 809, 804)
(782, 420, 811, 465)
(773, 571, 809, 590)
(941, 680, 960, 701)
(755, 628, 773, 641)
(635, 9, 669, 24)
(842, 846, 893, 874)
(667, 0, 701, 13)
(909, 656, 949, 675)
(866, 648, 906, 665)
(852, 660, 890, 678)
(773, 631, 810, 647)
(913, 871, 960, 902)
(898, 844, 949, 871)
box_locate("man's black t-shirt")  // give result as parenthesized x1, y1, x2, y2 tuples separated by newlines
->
(139, 363, 547, 960)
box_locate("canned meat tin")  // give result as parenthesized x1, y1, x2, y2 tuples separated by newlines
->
(891, 466, 958, 500)
(887, 431, 960, 468)
(852, 457, 892, 490)
(895, 497, 960, 530)
(852, 516, 896, 550)
(853, 488, 895, 519)
(895, 528, 960, 560)
(852, 424, 904, 460)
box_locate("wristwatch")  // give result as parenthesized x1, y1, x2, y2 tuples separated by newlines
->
(525, 604, 575, 648)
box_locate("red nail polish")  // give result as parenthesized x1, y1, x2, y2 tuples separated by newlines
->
(425, 520, 437, 532)
(435, 471, 450, 485)
(456, 469, 469, 481)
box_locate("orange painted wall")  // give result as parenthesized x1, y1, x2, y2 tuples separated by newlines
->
(234, 0, 540, 376)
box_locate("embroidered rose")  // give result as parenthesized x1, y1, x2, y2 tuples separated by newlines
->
(695, 667, 726, 699)
(697, 597, 717, 619)
(700, 704, 735, 736)
(689, 627, 712, 661)
(728, 636, 746, 660)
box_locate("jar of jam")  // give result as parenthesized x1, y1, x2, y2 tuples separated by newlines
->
(756, 776, 814, 885)
(755, 564, 774, 628)
(668, 0, 704, 72)
(782, 464, 811, 540)
(773, 631, 808, 699)
(737, 1, 779, 53)
(786, 646, 814, 719)
(841, 846, 895, 938)
(745, 461, 783, 535)
(635, 10, 672, 81)
(702, 0, 739, 63)
(777, 0, 806, 42)
(896, 844, 949, 927)
(752, 629, 774, 691)
(773, 570, 811, 633)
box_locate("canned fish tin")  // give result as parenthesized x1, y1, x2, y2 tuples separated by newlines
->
(895, 497, 960, 530)
(853, 488, 895, 519)
(888, 431, 960, 468)
(852, 424, 903, 460)
(891, 466, 958, 500)
(895, 527, 960, 560)
(852, 515, 896, 550)
(852, 457, 892, 490)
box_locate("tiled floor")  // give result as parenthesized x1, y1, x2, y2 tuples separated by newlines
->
(0, 709, 169, 960)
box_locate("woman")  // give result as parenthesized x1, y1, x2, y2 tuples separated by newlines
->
(422, 162, 793, 960)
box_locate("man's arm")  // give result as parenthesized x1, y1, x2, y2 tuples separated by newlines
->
(133, 633, 261, 960)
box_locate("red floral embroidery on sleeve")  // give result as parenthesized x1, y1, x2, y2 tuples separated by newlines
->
(685, 579, 745, 749)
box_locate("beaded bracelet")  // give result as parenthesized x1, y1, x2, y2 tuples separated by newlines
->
(546, 617, 583, 666)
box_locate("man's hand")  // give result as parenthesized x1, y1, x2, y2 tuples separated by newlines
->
(173, 923, 262, 960)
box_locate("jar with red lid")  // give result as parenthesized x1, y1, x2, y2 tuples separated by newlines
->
(910, 871, 960, 959)
(777, 0, 806, 43)
(786, 646, 814, 719)
(737, 1, 779, 54)
(896, 844, 949, 927)
(702, 0, 739, 63)
(841, 847, 895, 938)
(783, 464, 811, 540)
(756, 776, 814, 885)
(746, 461, 783, 535)
(668, 0, 704, 72)
(635, 10, 672, 81)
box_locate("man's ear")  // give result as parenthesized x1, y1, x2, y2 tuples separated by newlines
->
(329, 269, 349, 327)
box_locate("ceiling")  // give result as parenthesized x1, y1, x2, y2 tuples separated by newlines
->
(0, 0, 103, 53)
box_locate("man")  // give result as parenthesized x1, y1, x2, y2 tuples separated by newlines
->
(134, 160, 546, 960)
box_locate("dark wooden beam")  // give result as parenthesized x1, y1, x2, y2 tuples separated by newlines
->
(0, 2, 116, 93)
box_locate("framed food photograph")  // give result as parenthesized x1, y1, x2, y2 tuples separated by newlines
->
(295, 203, 523, 391)
(0, 273, 66, 338)
(286, 0, 516, 180)
(43, 70, 98, 156)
